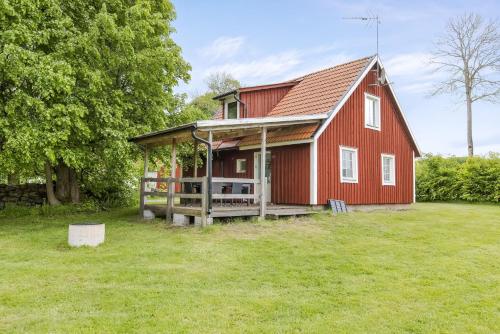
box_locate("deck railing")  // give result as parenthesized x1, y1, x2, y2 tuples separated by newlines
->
(139, 176, 262, 226)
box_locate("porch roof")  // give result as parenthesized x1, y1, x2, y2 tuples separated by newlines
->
(129, 114, 327, 148)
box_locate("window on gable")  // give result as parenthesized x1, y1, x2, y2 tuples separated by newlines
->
(365, 93, 381, 130)
(381, 154, 395, 185)
(236, 159, 247, 173)
(340, 146, 358, 183)
(227, 101, 238, 119)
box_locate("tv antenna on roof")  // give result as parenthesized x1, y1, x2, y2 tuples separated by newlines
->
(342, 14, 381, 56)
(343, 14, 387, 86)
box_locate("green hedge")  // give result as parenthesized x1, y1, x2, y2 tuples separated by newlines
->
(416, 153, 500, 203)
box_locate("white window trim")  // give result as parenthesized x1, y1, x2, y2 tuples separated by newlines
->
(236, 158, 247, 173)
(364, 92, 381, 131)
(340, 146, 358, 184)
(224, 96, 240, 120)
(381, 154, 396, 186)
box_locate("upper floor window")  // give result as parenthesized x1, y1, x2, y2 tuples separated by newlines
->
(340, 146, 358, 183)
(224, 97, 239, 119)
(381, 154, 395, 185)
(365, 93, 380, 130)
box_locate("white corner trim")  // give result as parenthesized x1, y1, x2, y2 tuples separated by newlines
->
(314, 56, 378, 140)
(339, 145, 359, 184)
(310, 140, 318, 205)
(381, 153, 396, 186)
(413, 150, 416, 203)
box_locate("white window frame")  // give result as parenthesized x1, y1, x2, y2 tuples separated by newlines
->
(364, 92, 381, 131)
(381, 154, 396, 186)
(224, 96, 240, 119)
(339, 146, 358, 183)
(236, 158, 247, 173)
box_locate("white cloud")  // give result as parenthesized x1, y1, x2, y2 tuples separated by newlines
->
(203, 44, 352, 85)
(201, 36, 245, 60)
(384, 52, 442, 94)
(204, 51, 302, 82)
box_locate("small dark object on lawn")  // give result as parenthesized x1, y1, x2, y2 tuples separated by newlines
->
(328, 199, 348, 215)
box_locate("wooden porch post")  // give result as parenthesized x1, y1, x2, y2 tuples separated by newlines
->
(166, 138, 176, 222)
(139, 146, 149, 218)
(260, 127, 267, 219)
(193, 142, 198, 178)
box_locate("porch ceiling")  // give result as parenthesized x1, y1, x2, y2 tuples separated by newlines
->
(129, 114, 327, 148)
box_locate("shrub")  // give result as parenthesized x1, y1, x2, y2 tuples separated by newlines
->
(416, 153, 499, 203)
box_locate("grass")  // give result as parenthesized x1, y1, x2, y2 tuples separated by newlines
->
(0, 203, 499, 333)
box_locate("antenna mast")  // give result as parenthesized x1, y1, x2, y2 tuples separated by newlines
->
(342, 15, 381, 56)
(343, 15, 387, 86)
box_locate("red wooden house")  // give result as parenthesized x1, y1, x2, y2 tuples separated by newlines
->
(131, 55, 421, 224)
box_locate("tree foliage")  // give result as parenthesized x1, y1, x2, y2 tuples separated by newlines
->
(0, 0, 190, 205)
(205, 72, 240, 96)
(416, 153, 500, 202)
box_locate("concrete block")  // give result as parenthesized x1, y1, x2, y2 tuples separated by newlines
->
(143, 209, 155, 220)
(68, 223, 105, 247)
(173, 214, 190, 226)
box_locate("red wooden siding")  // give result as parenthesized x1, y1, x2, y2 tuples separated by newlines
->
(240, 87, 292, 118)
(271, 145, 310, 205)
(317, 66, 415, 205)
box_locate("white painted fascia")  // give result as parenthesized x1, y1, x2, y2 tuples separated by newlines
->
(197, 114, 327, 131)
(379, 63, 422, 157)
(239, 139, 313, 151)
(313, 56, 378, 141)
(311, 55, 421, 157)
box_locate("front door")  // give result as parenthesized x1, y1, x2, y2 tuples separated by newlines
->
(254, 151, 271, 203)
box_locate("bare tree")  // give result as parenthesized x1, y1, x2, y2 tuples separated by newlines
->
(205, 72, 240, 95)
(431, 13, 500, 156)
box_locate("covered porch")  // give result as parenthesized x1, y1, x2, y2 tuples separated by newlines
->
(129, 115, 326, 226)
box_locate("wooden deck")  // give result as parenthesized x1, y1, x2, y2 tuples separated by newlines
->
(146, 204, 316, 219)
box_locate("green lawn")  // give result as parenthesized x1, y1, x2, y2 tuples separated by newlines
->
(0, 203, 499, 333)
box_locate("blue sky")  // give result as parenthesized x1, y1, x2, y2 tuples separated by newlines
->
(171, 0, 500, 156)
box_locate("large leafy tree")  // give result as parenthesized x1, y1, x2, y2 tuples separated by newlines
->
(0, 0, 190, 204)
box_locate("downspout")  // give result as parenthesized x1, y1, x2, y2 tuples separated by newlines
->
(191, 127, 212, 214)
(233, 93, 247, 118)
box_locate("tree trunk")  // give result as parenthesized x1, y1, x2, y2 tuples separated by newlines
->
(55, 162, 71, 202)
(466, 89, 474, 157)
(7, 173, 19, 185)
(45, 162, 60, 206)
(69, 168, 80, 204)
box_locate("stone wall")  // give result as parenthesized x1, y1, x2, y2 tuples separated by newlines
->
(0, 184, 47, 208)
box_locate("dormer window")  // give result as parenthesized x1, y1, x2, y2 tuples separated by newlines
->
(224, 96, 239, 119)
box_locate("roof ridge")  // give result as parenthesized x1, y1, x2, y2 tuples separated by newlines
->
(291, 55, 376, 81)
(237, 55, 375, 92)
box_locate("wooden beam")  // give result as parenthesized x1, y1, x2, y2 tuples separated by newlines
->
(260, 127, 267, 219)
(143, 146, 149, 177)
(206, 131, 212, 177)
(193, 142, 198, 178)
(166, 138, 176, 222)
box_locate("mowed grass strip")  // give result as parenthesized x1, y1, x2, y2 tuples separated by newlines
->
(0, 203, 498, 333)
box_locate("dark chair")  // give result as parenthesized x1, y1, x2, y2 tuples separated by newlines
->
(213, 183, 223, 206)
(232, 183, 251, 205)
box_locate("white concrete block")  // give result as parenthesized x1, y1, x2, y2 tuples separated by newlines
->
(143, 209, 155, 220)
(173, 214, 190, 226)
(68, 223, 105, 247)
(194, 216, 213, 226)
